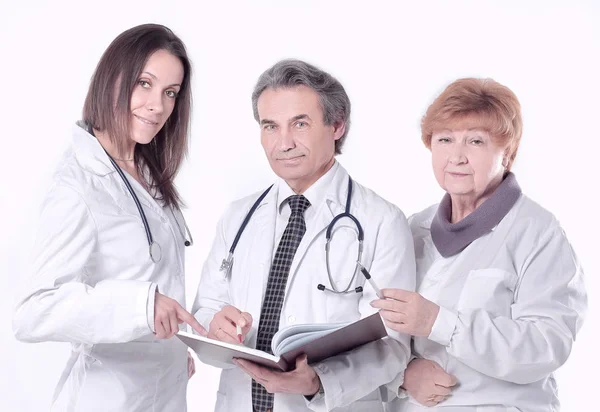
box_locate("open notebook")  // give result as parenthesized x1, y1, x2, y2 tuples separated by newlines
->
(177, 312, 387, 371)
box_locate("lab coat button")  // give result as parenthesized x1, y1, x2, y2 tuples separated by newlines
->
(160, 216, 167, 223)
(287, 315, 296, 324)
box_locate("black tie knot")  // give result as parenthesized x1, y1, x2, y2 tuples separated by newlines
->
(287, 195, 311, 216)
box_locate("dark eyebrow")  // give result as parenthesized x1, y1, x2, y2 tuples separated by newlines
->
(260, 114, 311, 126)
(291, 114, 310, 122)
(141, 71, 181, 88)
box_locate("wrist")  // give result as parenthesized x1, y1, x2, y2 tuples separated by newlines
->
(305, 376, 323, 399)
(312, 375, 323, 395)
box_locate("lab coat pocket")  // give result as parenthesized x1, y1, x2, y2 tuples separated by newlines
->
(345, 398, 385, 411)
(214, 390, 228, 411)
(325, 286, 363, 323)
(322, 226, 365, 321)
(323, 266, 364, 323)
(88, 341, 162, 390)
(457, 268, 517, 317)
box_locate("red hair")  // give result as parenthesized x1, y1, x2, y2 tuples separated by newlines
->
(421, 78, 522, 170)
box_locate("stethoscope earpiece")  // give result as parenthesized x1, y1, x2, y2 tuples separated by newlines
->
(317, 283, 362, 294)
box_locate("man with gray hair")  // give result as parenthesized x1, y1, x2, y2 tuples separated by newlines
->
(192, 59, 415, 412)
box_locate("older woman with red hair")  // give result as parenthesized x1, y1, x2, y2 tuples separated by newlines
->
(373, 78, 587, 412)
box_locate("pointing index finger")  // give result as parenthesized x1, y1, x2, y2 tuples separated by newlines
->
(177, 306, 208, 337)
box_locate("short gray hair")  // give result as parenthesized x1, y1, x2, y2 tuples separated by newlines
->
(251, 59, 351, 154)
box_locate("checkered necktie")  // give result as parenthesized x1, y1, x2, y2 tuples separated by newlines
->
(251, 194, 311, 412)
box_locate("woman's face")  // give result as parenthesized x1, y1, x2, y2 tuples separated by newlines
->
(129, 49, 184, 144)
(431, 123, 506, 201)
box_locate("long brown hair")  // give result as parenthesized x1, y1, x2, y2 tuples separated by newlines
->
(83, 23, 192, 207)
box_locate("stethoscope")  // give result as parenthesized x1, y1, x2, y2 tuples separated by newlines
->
(106, 151, 194, 263)
(219, 177, 365, 294)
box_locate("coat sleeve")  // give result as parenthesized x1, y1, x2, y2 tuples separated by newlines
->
(307, 207, 416, 411)
(428, 224, 587, 384)
(190, 207, 236, 370)
(191, 208, 231, 331)
(12, 184, 156, 345)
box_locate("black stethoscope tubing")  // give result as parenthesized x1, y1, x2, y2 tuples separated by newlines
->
(106, 153, 154, 246)
(220, 177, 365, 294)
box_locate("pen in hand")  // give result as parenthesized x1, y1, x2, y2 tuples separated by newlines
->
(236, 323, 243, 344)
(357, 261, 383, 299)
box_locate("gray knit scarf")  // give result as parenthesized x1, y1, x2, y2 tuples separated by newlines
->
(431, 172, 522, 257)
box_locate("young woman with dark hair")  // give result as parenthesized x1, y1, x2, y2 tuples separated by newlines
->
(13, 23, 206, 411)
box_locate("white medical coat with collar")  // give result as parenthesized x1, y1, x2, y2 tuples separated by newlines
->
(192, 163, 416, 412)
(13, 123, 190, 412)
(389, 195, 587, 412)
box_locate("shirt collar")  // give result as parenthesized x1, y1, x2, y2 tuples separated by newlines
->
(276, 161, 340, 215)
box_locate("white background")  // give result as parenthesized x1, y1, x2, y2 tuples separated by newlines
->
(1, 1, 598, 410)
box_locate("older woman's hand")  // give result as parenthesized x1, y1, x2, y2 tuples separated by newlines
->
(371, 289, 440, 337)
(402, 358, 457, 407)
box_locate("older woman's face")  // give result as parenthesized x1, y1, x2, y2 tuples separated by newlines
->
(431, 127, 505, 200)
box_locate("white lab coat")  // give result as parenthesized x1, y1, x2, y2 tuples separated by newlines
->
(192, 163, 415, 412)
(13, 123, 190, 411)
(388, 195, 587, 412)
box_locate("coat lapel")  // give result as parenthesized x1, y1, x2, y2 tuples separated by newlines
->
(72, 122, 168, 221)
(241, 186, 278, 319)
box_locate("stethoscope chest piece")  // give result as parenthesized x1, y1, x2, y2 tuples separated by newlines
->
(149, 241, 162, 263)
(220, 252, 234, 279)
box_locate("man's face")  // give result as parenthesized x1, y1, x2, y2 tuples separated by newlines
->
(257, 85, 344, 193)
